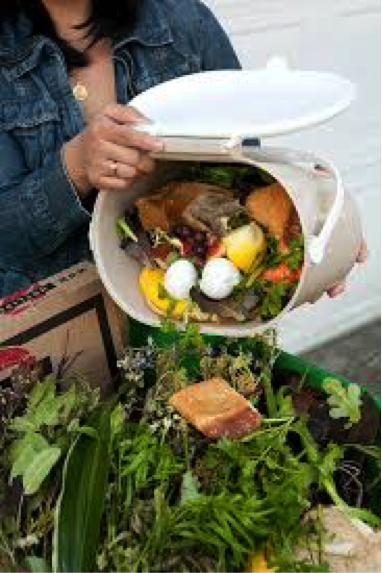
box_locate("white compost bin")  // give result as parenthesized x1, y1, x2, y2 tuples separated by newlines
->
(90, 58, 362, 337)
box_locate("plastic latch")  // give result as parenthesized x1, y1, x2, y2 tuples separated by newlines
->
(221, 135, 244, 157)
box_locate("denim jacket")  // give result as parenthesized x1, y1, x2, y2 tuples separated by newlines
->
(0, 0, 240, 298)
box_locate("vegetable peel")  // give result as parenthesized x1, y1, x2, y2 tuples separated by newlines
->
(247, 552, 275, 573)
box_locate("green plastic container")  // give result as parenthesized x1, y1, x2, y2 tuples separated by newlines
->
(127, 318, 381, 516)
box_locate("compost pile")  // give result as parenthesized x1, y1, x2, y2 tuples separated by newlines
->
(0, 324, 380, 573)
(118, 163, 304, 323)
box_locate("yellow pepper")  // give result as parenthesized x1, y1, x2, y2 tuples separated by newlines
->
(247, 551, 275, 573)
(139, 267, 188, 318)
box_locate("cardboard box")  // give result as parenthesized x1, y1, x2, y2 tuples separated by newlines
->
(0, 263, 126, 393)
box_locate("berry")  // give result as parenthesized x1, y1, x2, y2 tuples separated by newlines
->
(174, 225, 191, 239)
(181, 241, 194, 256)
(194, 231, 207, 244)
(207, 240, 226, 260)
(194, 245, 207, 258)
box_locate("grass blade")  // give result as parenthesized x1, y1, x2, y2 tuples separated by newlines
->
(53, 406, 111, 572)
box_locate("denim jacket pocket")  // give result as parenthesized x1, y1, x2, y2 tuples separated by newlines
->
(0, 99, 60, 170)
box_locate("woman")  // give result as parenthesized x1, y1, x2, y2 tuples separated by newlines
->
(0, 0, 366, 299)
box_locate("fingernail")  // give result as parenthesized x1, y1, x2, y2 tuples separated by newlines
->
(138, 117, 153, 125)
(152, 140, 164, 151)
(329, 285, 346, 298)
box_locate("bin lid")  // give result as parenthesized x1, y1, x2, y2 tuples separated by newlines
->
(131, 57, 356, 140)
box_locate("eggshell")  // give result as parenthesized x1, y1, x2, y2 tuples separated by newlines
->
(200, 258, 241, 300)
(164, 260, 198, 300)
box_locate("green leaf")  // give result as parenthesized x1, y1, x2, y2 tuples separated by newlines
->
(28, 377, 56, 411)
(276, 387, 295, 418)
(285, 234, 305, 270)
(117, 217, 138, 242)
(74, 425, 99, 439)
(11, 377, 67, 432)
(111, 403, 124, 438)
(263, 234, 304, 271)
(22, 447, 61, 495)
(11, 432, 49, 465)
(53, 406, 111, 573)
(59, 385, 78, 422)
(10, 433, 53, 491)
(32, 395, 65, 428)
(23, 556, 50, 572)
(259, 281, 290, 320)
(323, 379, 362, 427)
(11, 417, 37, 433)
(181, 470, 201, 504)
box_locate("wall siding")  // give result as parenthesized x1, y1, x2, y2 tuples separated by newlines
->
(206, 0, 381, 352)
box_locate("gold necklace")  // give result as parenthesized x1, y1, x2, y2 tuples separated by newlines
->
(73, 82, 89, 102)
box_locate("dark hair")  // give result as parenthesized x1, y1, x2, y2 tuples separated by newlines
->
(2, 0, 142, 69)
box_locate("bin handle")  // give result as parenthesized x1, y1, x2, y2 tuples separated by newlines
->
(240, 146, 345, 266)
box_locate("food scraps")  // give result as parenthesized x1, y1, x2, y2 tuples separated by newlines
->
(169, 377, 262, 439)
(245, 182, 295, 240)
(298, 506, 381, 572)
(118, 163, 305, 324)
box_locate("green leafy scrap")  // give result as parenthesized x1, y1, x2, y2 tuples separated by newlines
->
(0, 322, 380, 573)
(285, 234, 305, 270)
(264, 234, 304, 271)
(182, 164, 238, 188)
(116, 217, 138, 242)
(227, 211, 253, 231)
(257, 281, 292, 321)
(21, 447, 62, 496)
(323, 378, 362, 428)
(12, 378, 74, 433)
(53, 407, 112, 573)
(8, 376, 99, 497)
(181, 471, 201, 504)
(180, 162, 274, 190)
(10, 432, 60, 495)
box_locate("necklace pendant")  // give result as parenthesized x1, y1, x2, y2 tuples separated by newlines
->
(73, 83, 89, 102)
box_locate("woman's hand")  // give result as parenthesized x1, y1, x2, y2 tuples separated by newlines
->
(63, 104, 163, 197)
(326, 239, 368, 298)
(313, 165, 368, 299)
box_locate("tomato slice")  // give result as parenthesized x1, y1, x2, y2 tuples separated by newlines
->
(261, 263, 301, 283)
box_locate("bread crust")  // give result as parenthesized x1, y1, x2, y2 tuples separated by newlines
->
(245, 182, 294, 239)
(169, 377, 262, 439)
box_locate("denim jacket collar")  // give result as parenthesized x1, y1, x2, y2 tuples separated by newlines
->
(0, 0, 173, 74)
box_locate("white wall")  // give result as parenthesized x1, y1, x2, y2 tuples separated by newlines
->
(206, 0, 381, 352)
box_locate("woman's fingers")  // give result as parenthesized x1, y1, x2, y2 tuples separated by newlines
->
(136, 155, 156, 174)
(102, 103, 164, 151)
(97, 176, 134, 192)
(103, 103, 149, 125)
(101, 140, 142, 166)
(112, 163, 138, 180)
(92, 119, 163, 152)
(327, 281, 347, 298)
(100, 122, 163, 152)
(99, 142, 156, 177)
(105, 157, 155, 180)
(64, 103, 162, 195)
(357, 239, 368, 263)
(325, 239, 368, 299)
(116, 125, 164, 152)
